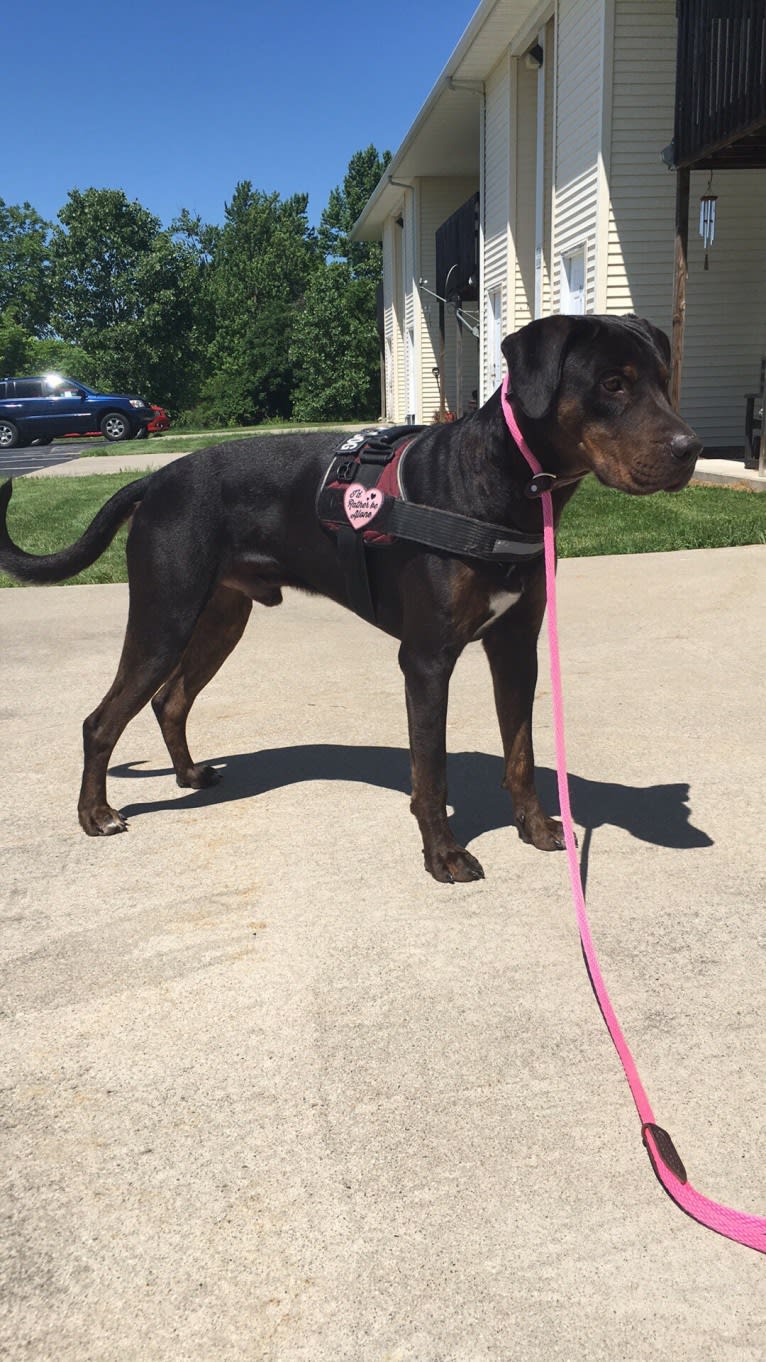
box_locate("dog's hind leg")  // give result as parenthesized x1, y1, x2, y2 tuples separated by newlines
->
(78, 546, 220, 835)
(151, 585, 252, 788)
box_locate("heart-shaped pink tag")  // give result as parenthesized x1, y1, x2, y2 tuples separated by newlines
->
(343, 483, 384, 529)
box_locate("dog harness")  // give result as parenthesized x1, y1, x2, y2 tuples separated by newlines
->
(316, 426, 544, 623)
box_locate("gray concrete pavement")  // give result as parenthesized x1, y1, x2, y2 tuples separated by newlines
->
(1, 546, 765, 1361)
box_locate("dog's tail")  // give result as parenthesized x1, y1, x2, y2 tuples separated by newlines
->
(0, 475, 151, 584)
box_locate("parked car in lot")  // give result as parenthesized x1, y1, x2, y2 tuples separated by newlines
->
(147, 404, 170, 434)
(63, 402, 171, 440)
(0, 375, 155, 448)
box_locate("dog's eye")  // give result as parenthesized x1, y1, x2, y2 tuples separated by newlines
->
(601, 375, 624, 394)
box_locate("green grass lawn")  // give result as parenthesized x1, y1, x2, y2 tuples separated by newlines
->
(0, 470, 763, 588)
(75, 423, 353, 458)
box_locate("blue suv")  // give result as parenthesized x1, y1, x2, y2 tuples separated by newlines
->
(0, 375, 155, 448)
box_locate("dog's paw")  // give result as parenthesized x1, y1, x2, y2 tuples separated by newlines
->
(515, 810, 566, 851)
(176, 763, 221, 790)
(79, 804, 128, 836)
(425, 845, 485, 884)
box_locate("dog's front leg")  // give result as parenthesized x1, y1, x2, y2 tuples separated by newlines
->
(482, 606, 565, 852)
(398, 641, 484, 883)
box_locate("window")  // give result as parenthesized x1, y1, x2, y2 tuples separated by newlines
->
(44, 376, 81, 397)
(12, 379, 44, 397)
(560, 246, 586, 315)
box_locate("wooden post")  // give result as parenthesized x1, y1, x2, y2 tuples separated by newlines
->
(671, 166, 690, 413)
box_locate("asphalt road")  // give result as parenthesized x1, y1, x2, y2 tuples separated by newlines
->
(0, 439, 106, 478)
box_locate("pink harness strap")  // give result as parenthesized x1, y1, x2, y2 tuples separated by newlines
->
(501, 373, 766, 1254)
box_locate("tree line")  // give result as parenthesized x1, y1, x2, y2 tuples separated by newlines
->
(0, 145, 390, 427)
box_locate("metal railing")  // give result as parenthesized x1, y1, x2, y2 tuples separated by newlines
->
(674, 0, 766, 167)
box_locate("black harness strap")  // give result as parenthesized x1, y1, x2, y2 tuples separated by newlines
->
(334, 457, 383, 624)
(317, 426, 545, 625)
(320, 491, 543, 564)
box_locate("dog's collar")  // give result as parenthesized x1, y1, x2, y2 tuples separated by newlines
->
(501, 376, 587, 499)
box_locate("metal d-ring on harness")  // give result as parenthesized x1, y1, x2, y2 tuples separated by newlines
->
(316, 426, 545, 624)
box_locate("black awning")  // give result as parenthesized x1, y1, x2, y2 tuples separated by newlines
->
(674, 0, 766, 169)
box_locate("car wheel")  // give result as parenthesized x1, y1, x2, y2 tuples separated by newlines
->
(135, 424, 149, 440)
(0, 419, 20, 449)
(101, 412, 132, 442)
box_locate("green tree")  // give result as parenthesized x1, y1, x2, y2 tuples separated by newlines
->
(201, 183, 317, 424)
(29, 338, 99, 387)
(318, 145, 391, 278)
(0, 310, 34, 372)
(0, 200, 52, 335)
(291, 146, 390, 421)
(0, 309, 94, 381)
(290, 264, 380, 421)
(49, 189, 203, 408)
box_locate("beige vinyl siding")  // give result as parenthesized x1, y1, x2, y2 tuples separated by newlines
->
(403, 189, 416, 341)
(541, 15, 556, 315)
(482, 52, 512, 396)
(418, 176, 480, 421)
(683, 169, 766, 446)
(391, 210, 408, 423)
(400, 191, 417, 421)
(606, 0, 676, 329)
(513, 59, 537, 329)
(554, 0, 602, 312)
(604, 0, 765, 445)
(382, 218, 399, 423)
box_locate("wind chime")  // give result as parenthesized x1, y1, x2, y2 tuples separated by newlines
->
(699, 173, 718, 271)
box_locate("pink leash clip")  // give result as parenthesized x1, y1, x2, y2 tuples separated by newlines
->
(501, 373, 766, 1254)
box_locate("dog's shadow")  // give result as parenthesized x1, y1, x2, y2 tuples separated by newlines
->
(112, 744, 713, 854)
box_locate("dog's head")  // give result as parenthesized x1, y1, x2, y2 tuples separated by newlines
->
(501, 314, 702, 494)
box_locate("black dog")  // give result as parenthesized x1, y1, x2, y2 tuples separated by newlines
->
(0, 315, 701, 882)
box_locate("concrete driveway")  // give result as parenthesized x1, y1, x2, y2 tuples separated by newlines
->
(1, 545, 765, 1361)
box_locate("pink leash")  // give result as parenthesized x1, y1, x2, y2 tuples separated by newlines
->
(501, 373, 766, 1254)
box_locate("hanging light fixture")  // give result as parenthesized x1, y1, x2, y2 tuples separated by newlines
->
(699, 173, 717, 271)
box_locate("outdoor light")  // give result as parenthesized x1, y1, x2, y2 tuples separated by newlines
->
(524, 43, 544, 70)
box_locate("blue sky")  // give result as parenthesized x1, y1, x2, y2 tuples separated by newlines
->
(4, 0, 475, 230)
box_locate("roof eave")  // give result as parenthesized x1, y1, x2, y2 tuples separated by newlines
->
(352, 0, 536, 239)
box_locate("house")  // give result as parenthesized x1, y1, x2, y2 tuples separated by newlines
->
(353, 0, 766, 454)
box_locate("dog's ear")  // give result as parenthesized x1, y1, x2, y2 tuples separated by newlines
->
(501, 316, 580, 420)
(626, 315, 672, 368)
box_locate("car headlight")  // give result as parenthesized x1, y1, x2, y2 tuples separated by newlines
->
(129, 398, 147, 408)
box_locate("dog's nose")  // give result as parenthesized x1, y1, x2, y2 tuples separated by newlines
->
(670, 431, 703, 463)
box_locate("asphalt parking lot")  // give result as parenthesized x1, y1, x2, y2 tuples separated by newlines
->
(1, 544, 764, 1361)
(0, 444, 84, 478)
